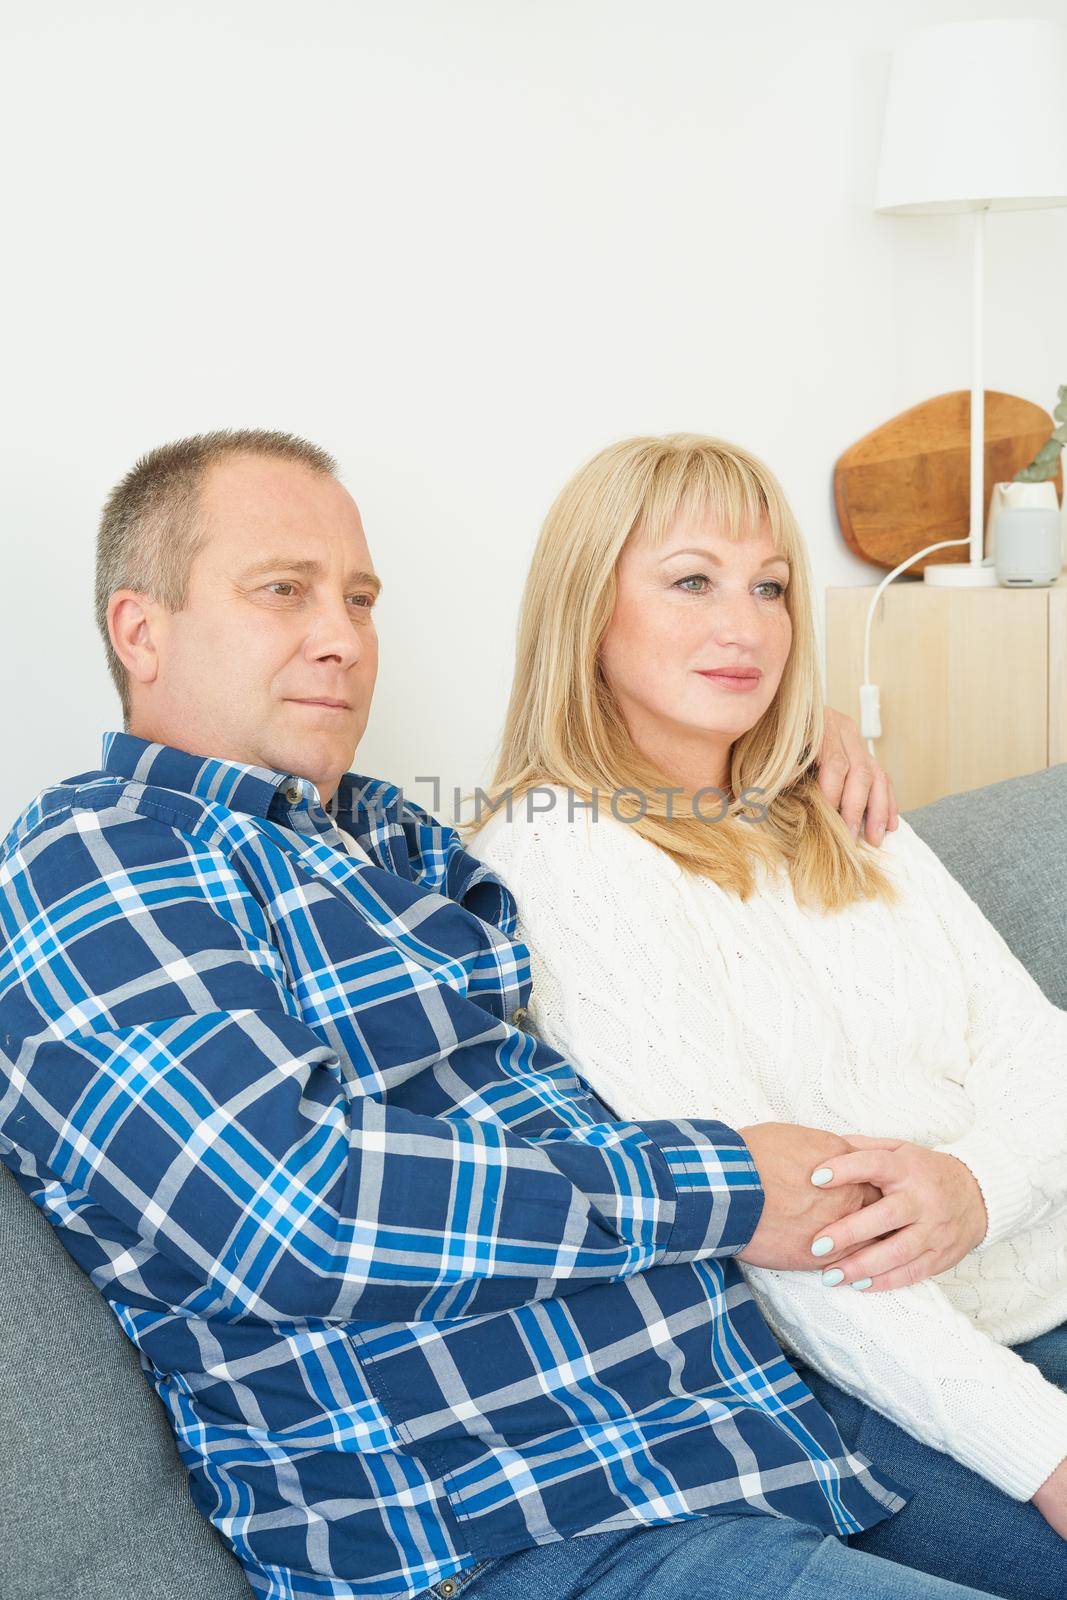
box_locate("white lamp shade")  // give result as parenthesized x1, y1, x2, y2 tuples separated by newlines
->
(876, 19, 1067, 214)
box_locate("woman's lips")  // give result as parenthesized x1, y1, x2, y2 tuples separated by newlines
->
(695, 669, 763, 693)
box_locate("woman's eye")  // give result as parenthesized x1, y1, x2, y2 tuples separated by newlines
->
(673, 574, 786, 599)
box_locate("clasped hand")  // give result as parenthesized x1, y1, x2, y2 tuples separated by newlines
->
(737, 1124, 988, 1291)
(803, 1134, 989, 1292)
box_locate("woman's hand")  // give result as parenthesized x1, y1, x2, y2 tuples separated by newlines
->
(817, 707, 899, 846)
(804, 1135, 988, 1291)
(1032, 1457, 1067, 1540)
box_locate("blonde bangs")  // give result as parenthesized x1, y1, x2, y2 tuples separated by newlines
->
(637, 439, 783, 557)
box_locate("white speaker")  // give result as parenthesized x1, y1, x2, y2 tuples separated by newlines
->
(986, 481, 1063, 588)
(993, 507, 1062, 587)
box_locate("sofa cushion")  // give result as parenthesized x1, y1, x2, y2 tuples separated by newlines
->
(905, 763, 1067, 1011)
(0, 1160, 252, 1600)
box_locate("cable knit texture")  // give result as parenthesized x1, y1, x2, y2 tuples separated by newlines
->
(471, 796, 1067, 1502)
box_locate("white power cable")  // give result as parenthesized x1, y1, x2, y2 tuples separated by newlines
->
(860, 536, 977, 754)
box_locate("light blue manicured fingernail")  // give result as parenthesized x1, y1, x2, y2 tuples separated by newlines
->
(810, 1168, 834, 1187)
(852, 1278, 873, 1291)
(811, 1236, 834, 1257)
(821, 1268, 845, 1287)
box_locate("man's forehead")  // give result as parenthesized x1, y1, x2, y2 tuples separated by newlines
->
(202, 452, 358, 516)
(197, 454, 370, 562)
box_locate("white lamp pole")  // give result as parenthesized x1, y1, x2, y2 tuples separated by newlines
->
(969, 206, 985, 579)
(875, 19, 1067, 587)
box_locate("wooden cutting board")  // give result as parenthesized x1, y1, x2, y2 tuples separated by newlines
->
(833, 391, 1061, 573)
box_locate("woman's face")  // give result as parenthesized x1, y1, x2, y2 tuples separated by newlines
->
(598, 507, 793, 788)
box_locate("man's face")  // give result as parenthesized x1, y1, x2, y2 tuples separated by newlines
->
(135, 454, 380, 804)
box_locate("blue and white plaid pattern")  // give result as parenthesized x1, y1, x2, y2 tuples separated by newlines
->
(0, 735, 906, 1599)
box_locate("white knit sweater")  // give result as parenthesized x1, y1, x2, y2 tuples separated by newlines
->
(471, 796, 1067, 1502)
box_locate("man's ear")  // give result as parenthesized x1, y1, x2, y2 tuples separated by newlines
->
(108, 590, 163, 689)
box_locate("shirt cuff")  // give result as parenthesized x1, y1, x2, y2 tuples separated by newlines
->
(647, 1121, 765, 1263)
(934, 1127, 1035, 1252)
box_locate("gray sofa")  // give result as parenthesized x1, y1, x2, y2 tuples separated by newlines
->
(3, 765, 1066, 1600)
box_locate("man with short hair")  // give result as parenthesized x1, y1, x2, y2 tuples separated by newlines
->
(0, 432, 1002, 1600)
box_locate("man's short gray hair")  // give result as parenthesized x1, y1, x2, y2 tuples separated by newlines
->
(95, 428, 338, 723)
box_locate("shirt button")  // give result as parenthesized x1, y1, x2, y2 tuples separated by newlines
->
(284, 784, 302, 804)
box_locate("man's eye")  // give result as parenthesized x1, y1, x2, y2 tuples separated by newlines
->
(347, 593, 375, 609)
(266, 581, 298, 597)
(675, 574, 710, 594)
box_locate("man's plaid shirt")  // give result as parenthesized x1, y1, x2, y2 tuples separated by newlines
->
(0, 735, 905, 1599)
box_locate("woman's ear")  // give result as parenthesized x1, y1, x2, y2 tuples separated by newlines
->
(108, 590, 161, 689)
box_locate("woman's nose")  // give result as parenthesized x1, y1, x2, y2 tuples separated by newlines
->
(708, 589, 764, 647)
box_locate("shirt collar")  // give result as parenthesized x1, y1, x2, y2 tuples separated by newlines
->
(100, 732, 404, 843)
(98, 731, 516, 936)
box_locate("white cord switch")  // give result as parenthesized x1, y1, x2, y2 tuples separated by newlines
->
(859, 682, 882, 739)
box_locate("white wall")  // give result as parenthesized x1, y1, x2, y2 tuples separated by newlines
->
(2, 0, 1065, 828)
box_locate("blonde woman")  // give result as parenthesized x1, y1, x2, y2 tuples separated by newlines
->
(470, 433, 1067, 1599)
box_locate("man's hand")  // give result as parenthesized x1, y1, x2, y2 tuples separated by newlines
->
(1032, 1456, 1067, 1540)
(736, 1123, 881, 1271)
(818, 707, 899, 847)
(798, 1135, 989, 1292)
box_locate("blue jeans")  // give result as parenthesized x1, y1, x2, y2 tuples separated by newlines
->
(415, 1516, 1000, 1599)
(799, 1321, 1067, 1600)
(414, 1323, 1067, 1600)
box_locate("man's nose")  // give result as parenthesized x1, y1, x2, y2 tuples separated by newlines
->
(304, 600, 365, 667)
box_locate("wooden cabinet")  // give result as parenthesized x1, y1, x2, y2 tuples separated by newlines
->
(825, 573, 1067, 811)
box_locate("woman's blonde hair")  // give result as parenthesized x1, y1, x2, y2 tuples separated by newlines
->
(484, 432, 895, 911)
